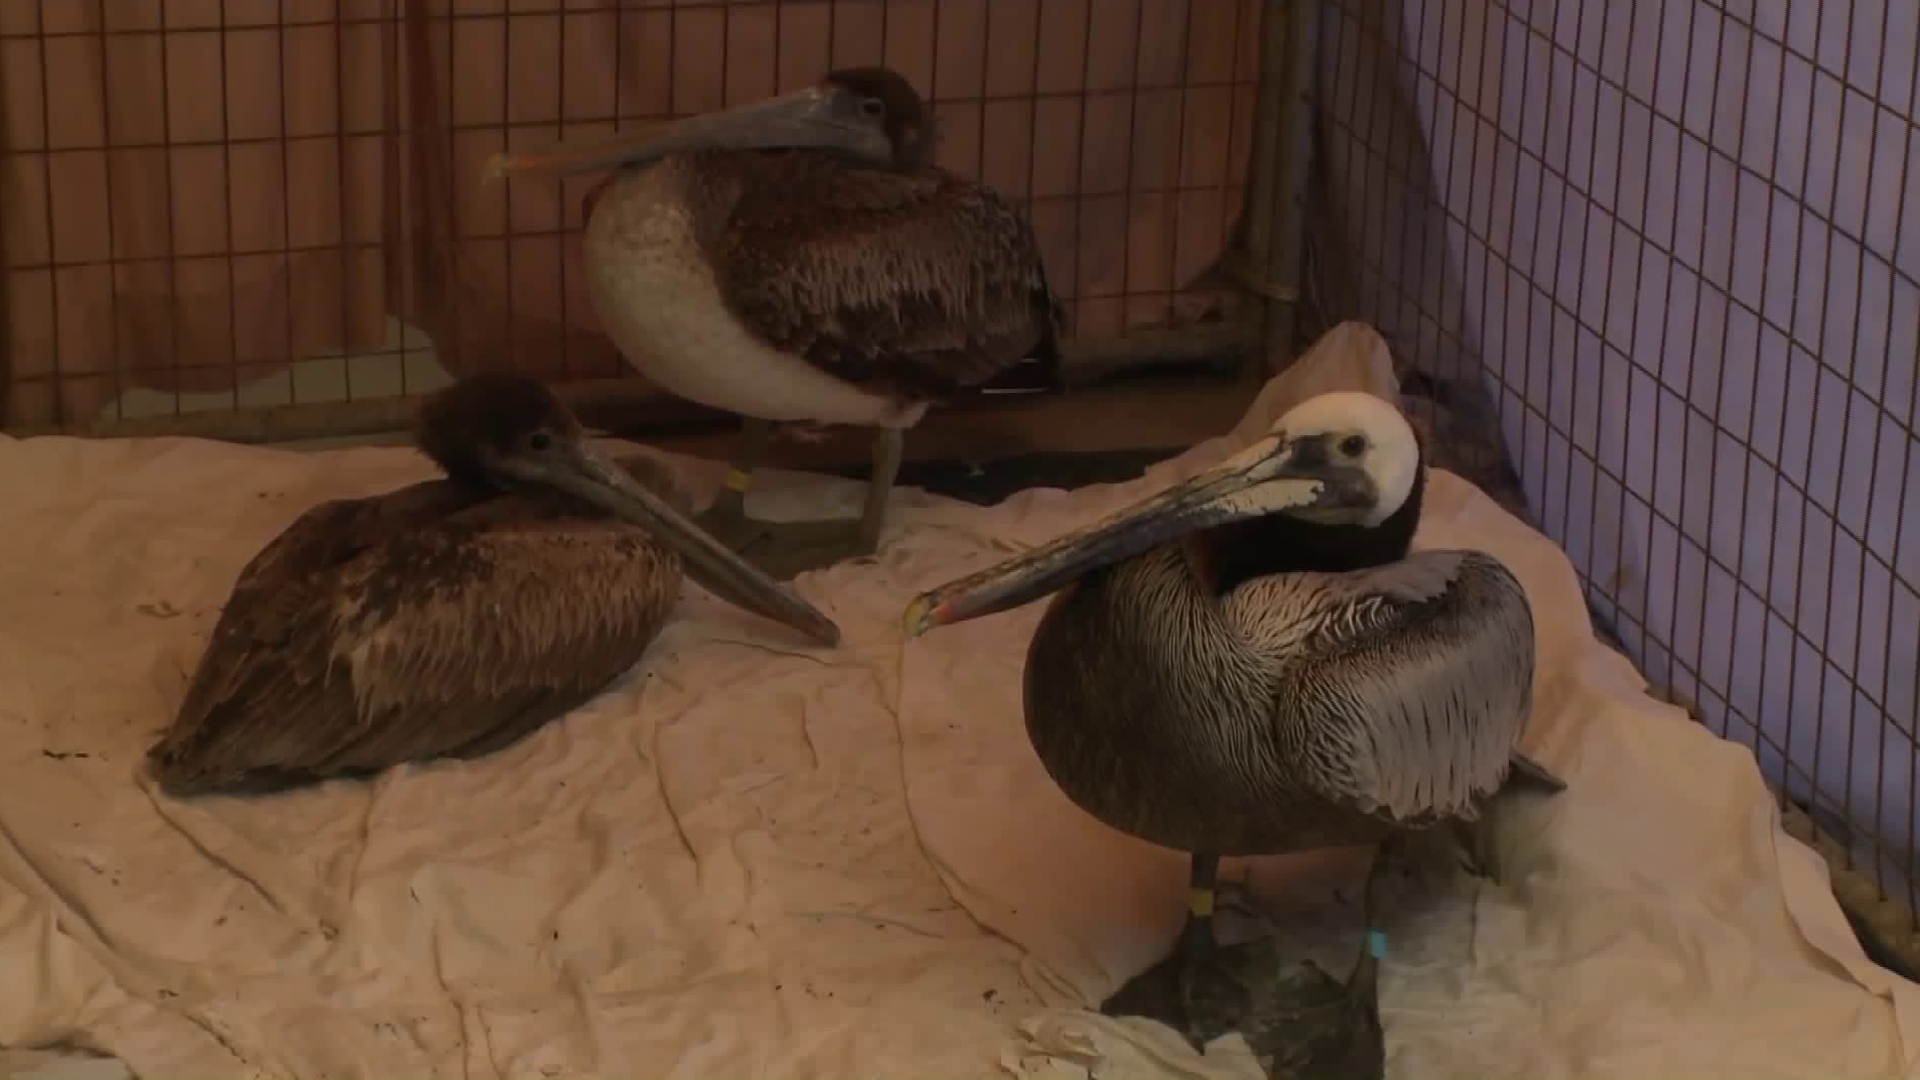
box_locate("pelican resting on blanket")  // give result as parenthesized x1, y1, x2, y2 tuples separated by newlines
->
(903, 391, 1564, 1078)
(148, 374, 841, 796)
(482, 65, 1063, 580)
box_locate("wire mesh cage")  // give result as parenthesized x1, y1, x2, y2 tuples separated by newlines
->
(4, 0, 1915, 964)
(1310, 0, 1920, 937)
(1, 0, 1285, 444)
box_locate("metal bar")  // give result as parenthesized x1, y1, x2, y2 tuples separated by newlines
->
(335, 0, 354, 404)
(279, 0, 296, 407)
(0, 183, 1403, 272)
(220, 1, 241, 414)
(1069, 0, 1092, 330)
(35, 5, 63, 423)
(97, 15, 123, 422)
(5, 319, 1257, 443)
(0, 3, 24, 421)
(1258, 0, 1320, 369)
(500, 4, 518, 376)
(1163, 0, 1194, 330)
(0, 83, 1261, 150)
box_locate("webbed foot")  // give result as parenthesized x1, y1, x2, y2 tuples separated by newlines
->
(1241, 836, 1402, 1079)
(1237, 840, 1394, 1080)
(1101, 930, 1286, 1053)
(1098, 850, 1390, 1079)
(1100, 921, 1386, 1079)
(1100, 856, 1300, 1054)
(1244, 950, 1385, 1080)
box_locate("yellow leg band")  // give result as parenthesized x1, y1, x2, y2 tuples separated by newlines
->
(724, 468, 752, 493)
(1187, 886, 1214, 918)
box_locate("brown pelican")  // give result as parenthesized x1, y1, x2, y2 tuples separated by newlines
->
(148, 374, 841, 796)
(482, 66, 1063, 579)
(902, 391, 1564, 1074)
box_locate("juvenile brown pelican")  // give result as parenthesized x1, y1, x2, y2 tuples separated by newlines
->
(483, 66, 1063, 579)
(148, 374, 841, 796)
(903, 391, 1563, 1075)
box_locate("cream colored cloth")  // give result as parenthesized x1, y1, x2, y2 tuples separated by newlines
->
(0, 324, 1913, 1078)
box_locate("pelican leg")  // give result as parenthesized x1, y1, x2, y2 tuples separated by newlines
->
(699, 425, 903, 580)
(1099, 847, 1389, 1079)
(695, 417, 776, 546)
(1237, 840, 1389, 1080)
(1345, 835, 1396, 1010)
(1099, 854, 1240, 1052)
(856, 425, 905, 553)
(714, 426, 906, 580)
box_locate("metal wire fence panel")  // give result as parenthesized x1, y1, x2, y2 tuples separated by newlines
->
(0, 0, 404, 428)
(1316, 0, 1920, 915)
(1, 0, 1263, 432)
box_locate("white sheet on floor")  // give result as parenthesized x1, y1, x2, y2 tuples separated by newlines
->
(0, 323, 1912, 1079)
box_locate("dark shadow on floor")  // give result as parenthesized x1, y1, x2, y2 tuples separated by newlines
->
(824, 448, 1183, 508)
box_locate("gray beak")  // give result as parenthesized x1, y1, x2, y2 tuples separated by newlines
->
(902, 433, 1371, 636)
(482, 86, 893, 182)
(531, 445, 842, 647)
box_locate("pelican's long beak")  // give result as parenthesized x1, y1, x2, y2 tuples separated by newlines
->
(536, 446, 843, 648)
(482, 86, 893, 183)
(902, 434, 1376, 637)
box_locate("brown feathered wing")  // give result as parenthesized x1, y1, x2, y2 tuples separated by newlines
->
(702, 151, 1063, 401)
(150, 463, 686, 795)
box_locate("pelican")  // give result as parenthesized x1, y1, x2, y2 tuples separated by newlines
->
(902, 391, 1563, 1072)
(482, 66, 1063, 579)
(148, 374, 841, 796)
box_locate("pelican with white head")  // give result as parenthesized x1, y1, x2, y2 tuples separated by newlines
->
(906, 390, 1424, 635)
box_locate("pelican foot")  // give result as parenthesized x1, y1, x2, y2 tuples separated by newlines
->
(692, 506, 877, 581)
(1099, 933, 1266, 1053)
(1100, 935, 1383, 1079)
(1240, 952, 1385, 1080)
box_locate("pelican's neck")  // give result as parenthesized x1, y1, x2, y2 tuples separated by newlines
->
(1187, 459, 1427, 597)
(415, 443, 500, 493)
(1107, 545, 1266, 698)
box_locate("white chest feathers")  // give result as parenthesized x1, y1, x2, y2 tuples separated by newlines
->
(580, 167, 928, 429)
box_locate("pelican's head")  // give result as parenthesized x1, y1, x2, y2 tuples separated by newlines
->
(414, 373, 590, 490)
(1222, 389, 1422, 529)
(815, 65, 934, 170)
(480, 65, 929, 185)
(902, 391, 1423, 635)
(414, 375, 842, 648)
